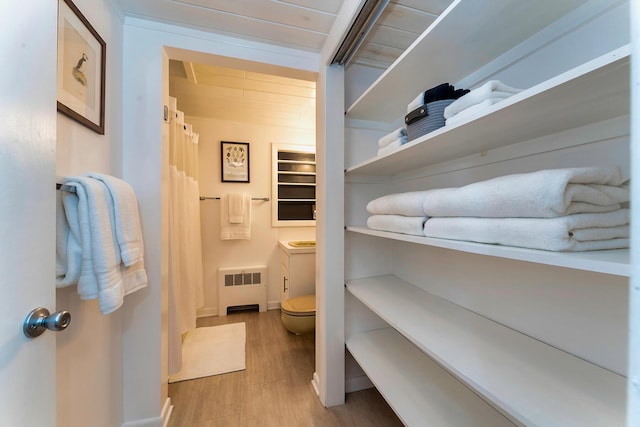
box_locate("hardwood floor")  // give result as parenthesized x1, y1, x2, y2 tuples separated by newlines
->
(168, 309, 403, 426)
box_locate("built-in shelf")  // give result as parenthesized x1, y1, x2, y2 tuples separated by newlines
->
(346, 0, 589, 122)
(346, 226, 629, 277)
(346, 328, 514, 427)
(346, 275, 627, 427)
(272, 143, 316, 227)
(346, 45, 630, 177)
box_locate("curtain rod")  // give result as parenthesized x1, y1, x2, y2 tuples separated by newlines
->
(199, 196, 269, 201)
(56, 183, 76, 193)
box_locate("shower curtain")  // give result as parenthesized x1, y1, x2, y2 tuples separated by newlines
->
(168, 97, 205, 376)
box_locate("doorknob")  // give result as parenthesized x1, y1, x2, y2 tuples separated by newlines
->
(23, 307, 71, 338)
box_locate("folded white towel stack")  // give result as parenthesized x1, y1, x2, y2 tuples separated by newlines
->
(424, 210, 630, 252)
(57, 174, 148, 314)
(221, 193, 251, 240)
(422, 166, 629, 218)
(364, 166, 630, 252)
(444, 80, 522, 124)
(367, 215, 427, 236)
(378, 127, 407, 149)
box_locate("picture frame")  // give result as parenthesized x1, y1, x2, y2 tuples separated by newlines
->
(221, 141, 250, 183)
(56, 0, 106, 134)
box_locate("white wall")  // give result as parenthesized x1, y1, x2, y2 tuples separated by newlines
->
(122, 17, 320, 423)
(188, 116, 316, 314)
(55, 0, 125, 426)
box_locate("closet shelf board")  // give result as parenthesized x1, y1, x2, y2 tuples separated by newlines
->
(346, 226, 629, 277)
(346, 0, 588, 121)
(346, 276, 626, 427)
(346, 46, 630, 176)
(346, 328, 514, 427)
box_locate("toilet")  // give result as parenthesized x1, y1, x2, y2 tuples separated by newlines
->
(280, 294, 315, 335)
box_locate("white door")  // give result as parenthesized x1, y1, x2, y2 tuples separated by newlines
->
(0, 2, 58, 425)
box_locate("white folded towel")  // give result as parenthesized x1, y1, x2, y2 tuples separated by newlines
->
(422, 166, 629, 218)
(221, 193, 251, 240)
(423, 209, 630, 252)
(87, 173, 145, 266)
(367, 215, 427, 236)
(228, 192, 245, 224)
(377, 137, 407, 157)
(444, 80, 522, 119)
(367, 191, 433, 217)
(63, 177, 125, 314)
(445, 98, 506, 127)
(378, 127, 407, 148)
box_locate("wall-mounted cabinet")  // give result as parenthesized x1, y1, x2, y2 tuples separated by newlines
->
(272, 143, 316, 227)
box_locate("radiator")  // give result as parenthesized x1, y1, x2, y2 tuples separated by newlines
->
(217, 266, 267, 316)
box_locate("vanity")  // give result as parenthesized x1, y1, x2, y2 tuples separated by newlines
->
(278, 240, 316, 305)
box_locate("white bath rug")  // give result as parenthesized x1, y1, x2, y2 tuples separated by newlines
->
(169, 322, 246, 383)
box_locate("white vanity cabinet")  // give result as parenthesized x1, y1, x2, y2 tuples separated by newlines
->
(339, 0, 631, 425)
(279, 241, 316, 304)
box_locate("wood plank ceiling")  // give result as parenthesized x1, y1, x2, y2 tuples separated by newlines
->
(118, 0, 454, 122)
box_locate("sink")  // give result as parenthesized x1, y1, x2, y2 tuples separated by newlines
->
(288, 240, 316, 247)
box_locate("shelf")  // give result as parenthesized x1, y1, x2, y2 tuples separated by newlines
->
(346, 45, 630, 176)
(346, 328, 513, 427)
(346, 275, 627, 427)
(346, 226, 629, 277)
(346, 0, 589, 122)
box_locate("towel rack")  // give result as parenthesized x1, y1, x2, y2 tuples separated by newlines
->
(56, 183, 76, 193)
(199, 196, 269, 201)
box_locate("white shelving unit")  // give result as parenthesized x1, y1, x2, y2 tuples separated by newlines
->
(347, 276, 626, 427)
(346, 328, 514, 427)
(340, 0, 630, 424)
(346, 45, 630, 176)
(346, 226, 630, 277)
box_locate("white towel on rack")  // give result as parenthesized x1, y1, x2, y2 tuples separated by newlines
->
(56, 193, 82, 288)
(422, 166, 629, 218)
(443, 80, 522, 119)
(63, 177, 125, 314)
(367, 215, 427, 236)
(423, 209, 630, 251)
(87, 173, 148, 295)
(228, 192, 245, 224)
(221, 193, 251, 240)
(367, 191, 433, 217)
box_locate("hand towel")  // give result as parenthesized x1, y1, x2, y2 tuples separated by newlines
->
(377, 137, 407, 157)
(63, 177, 125, 314)
(228, 192, 245, 224)
(378, 127, 408, 148)
(367, 215, 427, 236)
(444, 80, 522, 119)
(423, 209, 630, 252)
(367, 191, 433, 217)
(422, 166, 629, 218)
(221, 193, 251, 240)
(87, 173, 145, 266)
(445, 98, 507, 127)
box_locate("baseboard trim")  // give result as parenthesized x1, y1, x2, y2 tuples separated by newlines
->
(196, 306, 217, 318)
(268, 300, 281, 310)
(345, 374, 374, 393)
(121, 416, 163, 427)
(311, 371, 320, 396)
(161, 398, 173, 427)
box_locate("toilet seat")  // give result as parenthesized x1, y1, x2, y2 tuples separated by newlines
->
(281, 295, 315, 317)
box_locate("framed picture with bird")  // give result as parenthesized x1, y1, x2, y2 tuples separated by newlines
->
(57, 0, 106, 134)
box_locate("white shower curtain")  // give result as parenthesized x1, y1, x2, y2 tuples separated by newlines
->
(168, 97, 205, 376)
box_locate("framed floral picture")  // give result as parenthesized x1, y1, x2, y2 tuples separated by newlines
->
(221, 141, 250, 183)
(57, 0, 106, 134)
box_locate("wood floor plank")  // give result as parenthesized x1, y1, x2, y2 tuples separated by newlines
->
(168, 309, 402, 426)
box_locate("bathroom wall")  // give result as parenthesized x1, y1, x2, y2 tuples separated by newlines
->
(186, 114, 316, 315)
(55, 0, 125, 426)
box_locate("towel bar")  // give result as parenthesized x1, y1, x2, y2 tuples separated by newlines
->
(56, 183, 76, 193)
(200, 196, 269, 201)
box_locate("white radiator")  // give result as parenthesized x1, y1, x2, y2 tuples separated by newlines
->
(217, 266, 267, 316)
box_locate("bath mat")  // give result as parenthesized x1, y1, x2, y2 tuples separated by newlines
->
(169, 322, 246, 383)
